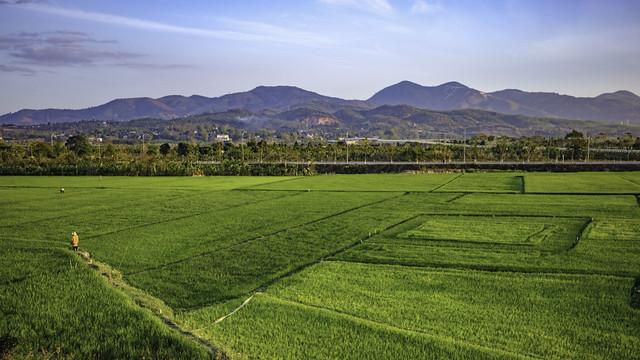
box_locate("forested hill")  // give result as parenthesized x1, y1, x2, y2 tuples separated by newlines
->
(7, 105, 639, 141)
(369, 81, 640, 123)
(2, 82, 639, 125)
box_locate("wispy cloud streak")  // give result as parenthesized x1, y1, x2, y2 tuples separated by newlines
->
(0, 63, 36, 75)
(0, 31, 141, 66)
(0, 31, 193, 72)
(9, 2, 333, 46)
(114, 62, 196, 70)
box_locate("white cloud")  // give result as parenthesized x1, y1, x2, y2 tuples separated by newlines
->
(9, 2, 333, 46)
(318, 0, 393, 15)
(411, 0, 442, 15)
(216, 18, 332, 45)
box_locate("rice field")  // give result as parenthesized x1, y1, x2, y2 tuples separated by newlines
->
(396, 215, 584, 246)
(1, 172, 639, 359)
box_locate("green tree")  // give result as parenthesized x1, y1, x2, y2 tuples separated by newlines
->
(52, 141, 66, 158)
(159, 143, 171, 156)
(620, 133, 636, 160)
(494, 137, 510, 162)
(198, 144, 212, 160)
(65, 135, 92, 156)
(177, 142, 192, 157)
(32, 141, 53, 159)
(146, 144, 159, 157)
(565, 130, 586, 161)
(104, 144, 117, 159)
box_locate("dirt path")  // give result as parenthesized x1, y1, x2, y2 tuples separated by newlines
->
(211, 295, 257, 325)
(75, 250, 226, 360)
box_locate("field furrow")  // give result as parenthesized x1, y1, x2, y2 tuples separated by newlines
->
(2, 173, 640, 359)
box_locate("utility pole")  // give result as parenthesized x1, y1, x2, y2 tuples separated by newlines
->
(463, 128, 466, 163)
(586, 134, 590, 163)
(141, 133, 145, 159)
(241, 131, 245, 162)
(346, 131, 349, 163)
(547, 137, 551, 162)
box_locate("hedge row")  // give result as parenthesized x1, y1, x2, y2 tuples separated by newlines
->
(1, 161, 639, 176)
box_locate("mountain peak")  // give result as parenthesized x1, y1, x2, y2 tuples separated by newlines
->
(439, 81, 468, 88)
(2, 82, 640, 125)
(368, 80, 481, 110)
(394, 80, 422, 87)
(611, 90, 639, 99)
(250, 85, 307, 93)
(595, 90, 640, 102)
(387, 80, 469, 89)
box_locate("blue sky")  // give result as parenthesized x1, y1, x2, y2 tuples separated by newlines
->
(0, 0, 639, 113)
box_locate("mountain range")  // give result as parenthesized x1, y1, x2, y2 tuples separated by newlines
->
(21, 104, 638, 139)
(2, 81, 639, 126)
(369, 81, 640, 123)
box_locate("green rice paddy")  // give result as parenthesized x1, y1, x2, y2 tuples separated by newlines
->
(1, 172, 639, 359)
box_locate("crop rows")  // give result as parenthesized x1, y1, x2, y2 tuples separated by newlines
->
(248, 173, 460, 192)
(0, 241, 210, 358)
(126, 192, 430, 308)
(0, 175, 289, 190)
(198, 293, 520, 360)
(2, 173, 639, 359)
(259, 262, 640, 359)
(396, 215, 584, 247)
(525, 172, 640, 194)
(177, 173, 640, 359)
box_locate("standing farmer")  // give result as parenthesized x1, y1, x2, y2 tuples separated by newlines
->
(71, 231, 79, 252)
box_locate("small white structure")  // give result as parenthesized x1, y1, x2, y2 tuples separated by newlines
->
(216, 134, 230, 142)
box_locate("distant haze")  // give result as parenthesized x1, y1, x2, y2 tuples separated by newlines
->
(0, 0, 639, 114)
(3, 81, 639, 126)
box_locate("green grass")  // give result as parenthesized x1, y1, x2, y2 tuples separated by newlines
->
(247, 173, 459, 192)
(0, 242, 69, 284)
(86, 191, 394, 274)
(0, 241, 210, 359)
(435, 172, 523, 193)
(260, 262, 640, 359)
(587, 219, 640, 241)
(620, 172, 640, 186)
(336, 232, 640, 277)
(451, 193, 640, 218)
(1, 174, 640, 359)
(398, 215, 583, 247)
(1, 189, 279, 242)
(187, 294, 517, 360)
(525, 172, 640, 193)
(0, 175, 290, 190)
(125, 192, 423, 308)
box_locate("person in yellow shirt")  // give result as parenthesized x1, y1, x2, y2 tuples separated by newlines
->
(71, 232, 79, 252)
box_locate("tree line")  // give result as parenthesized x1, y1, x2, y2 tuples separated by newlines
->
(1, 131, 639, 175)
